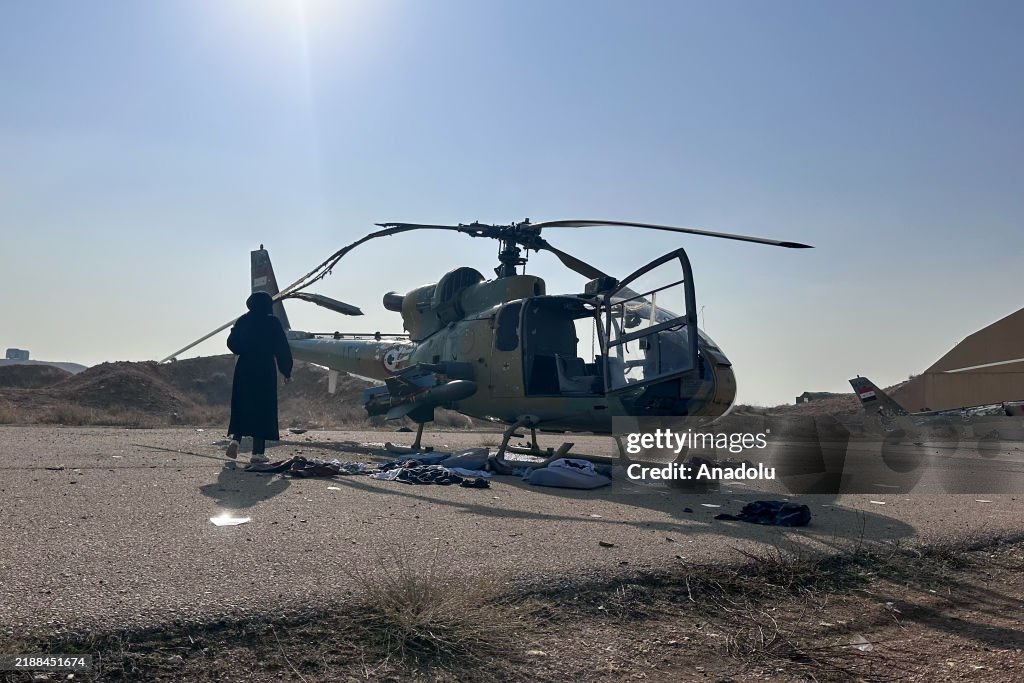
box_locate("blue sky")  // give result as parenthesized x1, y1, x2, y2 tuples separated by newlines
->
(1, 0, 1022, 405)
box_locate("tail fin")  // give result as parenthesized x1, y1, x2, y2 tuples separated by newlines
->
(251, 245, 291, 330)
(849, 376, 908, 416)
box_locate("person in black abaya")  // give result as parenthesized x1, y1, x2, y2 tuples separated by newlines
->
(225, 291, 293, 463)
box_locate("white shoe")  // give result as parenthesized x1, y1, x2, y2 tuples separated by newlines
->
(250, 453, 269, 464)
(226, 440, 239, 459)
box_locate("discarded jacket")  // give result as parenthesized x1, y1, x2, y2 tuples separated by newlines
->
(371, 464, 490, 488)
(524, 458, 611, 490)
(440, 448, 490, 471)
(379, 456, 446, 472)
(245, 456, 370, 477)
(714, 500, 811, 527)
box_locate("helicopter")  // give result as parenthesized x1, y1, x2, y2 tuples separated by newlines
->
(165, 219, 811, 464)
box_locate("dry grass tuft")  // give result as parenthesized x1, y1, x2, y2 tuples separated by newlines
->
(7, 535, 1022, 681)
(344, 543, 512, 672)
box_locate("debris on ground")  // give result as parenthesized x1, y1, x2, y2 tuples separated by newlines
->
(713, 500, 812, 526)
(243, 453, 492, 489)
(245, 456, 371, 477)
(371, 463, 489, 488)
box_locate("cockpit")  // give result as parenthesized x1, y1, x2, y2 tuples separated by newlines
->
(522, 297, 604, 396)
(517, 294, 698, 397)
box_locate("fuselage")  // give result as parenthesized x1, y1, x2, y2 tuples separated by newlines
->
(285, 289, 736, 433)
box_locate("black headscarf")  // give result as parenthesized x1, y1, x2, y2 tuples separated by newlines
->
(246, 291, 274, 315)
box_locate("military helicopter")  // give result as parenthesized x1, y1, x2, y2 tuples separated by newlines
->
(165, 219, 811, 463)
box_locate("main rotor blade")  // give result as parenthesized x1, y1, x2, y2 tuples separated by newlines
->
(375, 222, 462, 230)
(279, 224, 470, 297)
(531, 219, 813, 249)
(374, 222, 497, 238)
(284, 292, 363, 316)
(162, 224, 472, 363)
(535, 238, 608, 280)
(160, 317, 238, 363)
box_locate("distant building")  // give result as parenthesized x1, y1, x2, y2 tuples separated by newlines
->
(5, 348, 29, 361)
(795, 391, 840, 404)
(893, 307, 1024, 412)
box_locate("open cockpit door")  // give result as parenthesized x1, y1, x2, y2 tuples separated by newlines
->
(600, 248, 699, 394)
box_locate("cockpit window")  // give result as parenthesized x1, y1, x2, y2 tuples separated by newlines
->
(601, 251, 699, 392)
(605, 296, 693, 389)
(494, 302, 522, 351)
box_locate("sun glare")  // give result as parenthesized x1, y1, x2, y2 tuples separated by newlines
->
(199, 0, 378, 77)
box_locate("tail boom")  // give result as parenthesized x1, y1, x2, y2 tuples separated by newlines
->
(287, 335, 418, 382)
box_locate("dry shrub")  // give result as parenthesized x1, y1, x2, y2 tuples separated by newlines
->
(176, 405, 230, 426)
(38, 402, 101, 425)
(345, 543, 511, 671)
(433, 409, 474, 429)
(0, 401, 30, 424)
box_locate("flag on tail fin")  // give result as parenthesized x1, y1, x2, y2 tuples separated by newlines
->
(849, 376, 908, 416)
(251, 247, 290, 330)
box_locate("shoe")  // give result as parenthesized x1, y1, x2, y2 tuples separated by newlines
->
(250, 453, 269, 464)
(226, 440, 239, 459)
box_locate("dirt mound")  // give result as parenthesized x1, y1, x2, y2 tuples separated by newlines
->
(760, 380, 911, 417)
(50, 362, 203, 413)
(158, 356, 236, 406)
(162, 355, 372, 412)
(0, 355, 381, 427)
(0, 364, 71, 389)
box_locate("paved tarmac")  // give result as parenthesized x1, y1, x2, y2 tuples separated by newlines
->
(1, 426, 1022, 638)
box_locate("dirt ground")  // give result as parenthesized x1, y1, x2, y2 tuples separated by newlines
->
(1, 425, 1022, 681)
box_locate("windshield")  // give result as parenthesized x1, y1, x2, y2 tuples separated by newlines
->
(605, 297, 694, 389)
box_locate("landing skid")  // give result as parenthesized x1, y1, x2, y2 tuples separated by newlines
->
(383, 418, 616, 473)
(384, 422, 433, 454)
(488, 415, 578, 473)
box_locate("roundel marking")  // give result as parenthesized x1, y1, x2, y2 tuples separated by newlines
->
(383, 346, 403, 373)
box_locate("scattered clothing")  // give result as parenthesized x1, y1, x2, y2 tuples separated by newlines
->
(393, 465, 465, 485)
(372, 464, 462, 485)
(440, 448, 490, 470)
(714, 500, 812, 527)
(380, 453, 450, 469)
(245, 456, 371, 477)
(236, 446, 608, 494)
(369, 463, 491, 488)
(445, 467, 492, 479)
(548, 458, 597, 473)
(524, 458, 611, 490)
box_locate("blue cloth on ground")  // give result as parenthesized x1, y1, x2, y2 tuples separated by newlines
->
(440, 448, 489, 470)
(381, 453, 449, 469)
(524, 458, 611, 489)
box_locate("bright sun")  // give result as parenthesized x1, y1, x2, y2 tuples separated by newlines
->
(201, 0, 376, 73)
